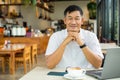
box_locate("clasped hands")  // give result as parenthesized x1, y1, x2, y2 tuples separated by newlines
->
(63, 29, 84, 46)
(68, 30, 79, 41)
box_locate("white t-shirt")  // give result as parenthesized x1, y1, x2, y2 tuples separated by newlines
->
(45, 29, 104, 69)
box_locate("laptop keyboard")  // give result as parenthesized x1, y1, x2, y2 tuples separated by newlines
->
(86, 69, 102, 76)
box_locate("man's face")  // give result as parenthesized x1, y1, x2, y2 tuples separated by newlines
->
(64, 11, 83, 32)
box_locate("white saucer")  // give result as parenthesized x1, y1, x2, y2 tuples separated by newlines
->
(63, 73, 85, 80)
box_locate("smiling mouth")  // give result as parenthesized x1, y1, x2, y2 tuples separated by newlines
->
(68, 26, 80, 32)
(70, 26, 77, 29)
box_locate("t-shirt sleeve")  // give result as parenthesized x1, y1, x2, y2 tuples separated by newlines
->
(86, 33, 104, 59)
(45, 33, 59, 56)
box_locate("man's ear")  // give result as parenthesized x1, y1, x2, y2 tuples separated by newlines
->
(63, 18, 66, 24)
(81, 18, 84, 25)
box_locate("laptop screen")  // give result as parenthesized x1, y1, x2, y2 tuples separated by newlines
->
(86, 48, 120, 79)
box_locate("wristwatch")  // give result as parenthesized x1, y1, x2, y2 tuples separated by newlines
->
(80, 43, 86, 48)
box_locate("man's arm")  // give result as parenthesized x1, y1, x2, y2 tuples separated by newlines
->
(45, 36, 74, 69)
(80, 46, 102, 68)
(73, 31, 102, 68)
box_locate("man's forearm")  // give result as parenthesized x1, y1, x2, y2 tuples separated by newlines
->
(46, 36, 74, 69)
(82, 47, 102, 68)
(46, 43, 66, 69)
(75, 34, 102, 68)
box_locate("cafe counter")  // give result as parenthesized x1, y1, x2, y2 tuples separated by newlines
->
(0, 36, 50, 54)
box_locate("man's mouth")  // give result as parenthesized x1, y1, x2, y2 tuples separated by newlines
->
(70, 26, 77, 29)
(68, 26, 80, 32)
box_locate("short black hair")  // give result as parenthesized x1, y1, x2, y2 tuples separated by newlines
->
(64, 5, 83, 17)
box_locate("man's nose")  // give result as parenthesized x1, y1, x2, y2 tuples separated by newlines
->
(71, 19, 76, 24)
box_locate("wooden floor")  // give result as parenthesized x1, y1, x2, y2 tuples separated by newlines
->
(0, 54, 46, 80)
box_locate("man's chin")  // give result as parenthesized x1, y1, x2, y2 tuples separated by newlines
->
(68, 28, 77, 31)
(67, 29, 80, 33)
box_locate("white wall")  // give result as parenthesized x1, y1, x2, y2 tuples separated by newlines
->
(4, 1, 89, 30)
(17, 6, 50, 30)
(51, 1, 89, 21)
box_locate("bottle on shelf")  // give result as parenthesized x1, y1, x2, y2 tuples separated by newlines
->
(11, 26, 17, 37)
(3, 27, 8, 36)
(26, 25, 32, 37)
(7, 27, 11, 37)
(21, 26, 26, 36)
(31, 28, 34, 37)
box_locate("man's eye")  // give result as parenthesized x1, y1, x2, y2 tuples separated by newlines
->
(68, 18, 72, 20)
(75, 18, 80, 20)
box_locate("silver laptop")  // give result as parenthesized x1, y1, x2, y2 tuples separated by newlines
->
(86, 48, 120, 79)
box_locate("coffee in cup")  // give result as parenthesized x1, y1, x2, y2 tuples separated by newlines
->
(67, 67, 86, 77)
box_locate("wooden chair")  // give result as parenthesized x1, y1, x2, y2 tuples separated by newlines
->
(31, 44, 38, 66)
(0, 56, 5, 73)
(14, 46, 31, 74)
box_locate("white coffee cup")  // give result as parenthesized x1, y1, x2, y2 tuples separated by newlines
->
(67, 68, 86, 77)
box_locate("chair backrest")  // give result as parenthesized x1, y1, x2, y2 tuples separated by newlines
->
(0, 57, 3, 61)
(0, 56, 5, 73)
(23, 46, 31, 60)
(32, 44, 37, 56)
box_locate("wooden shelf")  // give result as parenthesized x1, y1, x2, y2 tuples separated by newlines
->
(0, 3, 24, 6)
(36, 3, 54, 13)
(0, 3, 24, 19)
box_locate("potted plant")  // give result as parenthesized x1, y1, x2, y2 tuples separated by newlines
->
(87, 0, 96, 19)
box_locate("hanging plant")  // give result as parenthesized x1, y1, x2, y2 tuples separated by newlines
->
(23, 0, 31, 5)
(31, 0, 37, 5)
(87, 1, 97, 19)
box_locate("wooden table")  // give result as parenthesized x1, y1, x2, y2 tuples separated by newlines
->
(0, 36, 50, 54)
(19, 66, 120, 80)
(0, 44, 31, 75)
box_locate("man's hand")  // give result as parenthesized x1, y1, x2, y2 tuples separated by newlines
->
(67, 30, 84, 46)
(63, 35, 75, 46)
